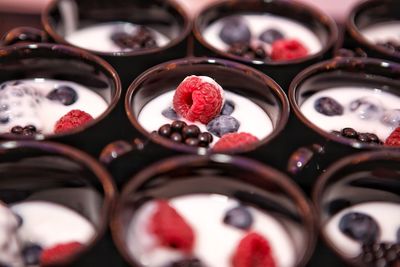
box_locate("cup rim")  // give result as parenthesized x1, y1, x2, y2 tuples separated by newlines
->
(42, 0, 192, 57)
(125, 56, 290, 154)
(111, 154, 317, 267)
(0, 42, 122, 140)
(193, 0, 339, 66)
(312, 149, 400, 267)
(346, 0, 400, 60)
(0, 140, 117, 266)
(288, 56, 400, 150)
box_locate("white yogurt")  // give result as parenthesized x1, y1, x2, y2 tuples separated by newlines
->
(11, 201, 96, 249)
(138, 90, 273, 146)
(65, 22, 170, 53)
(0, 202, 23, 267)
(300, 87, 400, 141)
(0, 79, 108, 135)
(127, 194, 296, 267)
(324, 202, 400, 258)
(203, 14, 322, 56)
(360, 21, 400, 45)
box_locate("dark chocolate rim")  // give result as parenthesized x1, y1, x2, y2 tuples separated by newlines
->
(42, 0, 192, 57)
(0, 140, 117, 267)
(193, 0, 338, 66)
(0, 43, 122, 140)
(346, 0, 400, 60)
(288, 56, 400, 150)
(111, 154, 317, 267)
(312, 149, 400, 267)
(125, 56, 290, 155)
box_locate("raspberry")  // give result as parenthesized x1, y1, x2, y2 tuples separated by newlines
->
(385, 127, 400, 146)
(232, 232, 276, 267)
(213, 132, 259, 152)
(271, 39, 308, 61)
(149, 200, 195, 252)
(54, 109, 93, 134)
(173, 76, 223, 124)
(40, 242, 83, 266)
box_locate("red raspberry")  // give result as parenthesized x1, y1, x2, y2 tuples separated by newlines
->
(385, 127, 400, 146)
(149, 200, 195, 252)
(40, 242, 83, 266)
(54, 109, 93, 134)
(213, 132, 259, 152)
(232, 232, 276, 267)
(173, 76, 223, 124)
(271, 39, 308, 61)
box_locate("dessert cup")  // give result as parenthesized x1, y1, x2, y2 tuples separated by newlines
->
(193, 0, 338, 90)
(111, 154, 316, 267)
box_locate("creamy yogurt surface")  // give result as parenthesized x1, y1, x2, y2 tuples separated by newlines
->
(203, 14, 322, 55)
(360, 21, 400, 44)
(127, 194, 296, 267)
(0, 79, 108, 135)
(65, 22, 170, 53)
(300, 87, 400, 141)
(324, 202, 400, 258)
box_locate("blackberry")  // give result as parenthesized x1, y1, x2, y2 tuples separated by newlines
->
(228, 43, 268, 60)
(360, 242, 400, 267)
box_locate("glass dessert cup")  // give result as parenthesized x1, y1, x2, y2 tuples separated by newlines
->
(345, 0, 400, 63)
(193, 0, 338, 90)
(0, 43, 121, 156)
(111, 154, 316, 267)
(313, 150, 400, 267)
(0, 140, 116, 267)
(287, 57, 400, 188)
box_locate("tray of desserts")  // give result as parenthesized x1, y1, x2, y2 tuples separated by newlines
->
(0, 0, 399, 267)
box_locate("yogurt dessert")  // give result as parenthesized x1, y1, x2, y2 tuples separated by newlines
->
(0, 79, 108, 136)
(137, 75, 273, 151)
(299, 87, 400, 146)
(127, 194, 296, 267)
(65, 22, 170, 53)
(324, 202, 400, 267)
(202, 14, 322, 61)
(360, 22, 400, 54)
(0, 200, 95, 267)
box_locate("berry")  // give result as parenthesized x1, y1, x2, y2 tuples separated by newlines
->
(47, 86, 78, 106)
(10, 126, 23, 134)
(385, 127, 400, 147)
(22, 244, 43, 265)
(111, 26, 157, 50)
(40, 242, 83, 266)
(170, 132, 183, 143)
(228, 43, 268, 60)
(223, 206, 253, 230)
(381, 109, 400, 127)
(0, 116, 9, 124)
(11, 125, 39, 136)
(198, 132, 213, 146)
(162, 107, 180, 120)
(349, 97, 383, 120)
(360, 242, 400, 267)
(342, 128, 358, 138)
(173, 76, 223, 124)
(185, 138, 200, 147)
(378, 40, 400, 53)
(54, 110, 93, 134)
(221, 100, 235, 115)
(339, 212, 379, 244)
(149, 200, 195, 252)
(171, 120, 187, 132)
(213, 132, 259, 152)
(259, 28, 284, 44)
(314, 97, 344, 116)
(158, 124, 172, 137)
(271, 39, 308, 61)
(335, 128, 382, 144)
(166, 258, 204, 267)
(207, 115, 240, 137)
(232, 232, 276, 267)
(14, 213, 23, 227)
(182, 125, 201, 139)
(219, 17, 251, 45)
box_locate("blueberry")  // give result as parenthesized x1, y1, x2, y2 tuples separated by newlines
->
(162, 107, 179, 120)
(339, 212, 380, 244)
(0, 104, 9, 112)
(381, 109, 400, 127)
(0, 115, 9, 124)
(259, 28, 284, 44)
(219, 16, 251, 45)
(221, 100, 235, 115)
(14, 213, 23, 227)
(223, 206, 253, 230)
(349, 97, 383, 120)
(206, 115, 240, 137)
(314, 97, 343, 116)
(166, 258, 204, 267)
(46, 85, 77, 106)
(22, 244, 43, 265)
